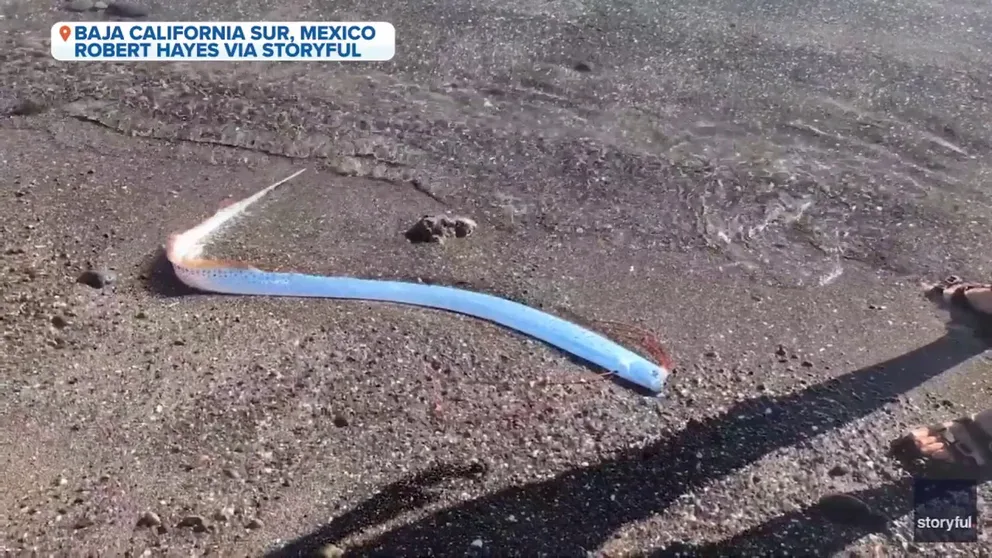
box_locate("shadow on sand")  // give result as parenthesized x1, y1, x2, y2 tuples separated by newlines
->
(268, 327, 987, 557)
(141, 247, 198, 297)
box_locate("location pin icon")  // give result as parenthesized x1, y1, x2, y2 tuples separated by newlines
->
(59, 25, 71, 42)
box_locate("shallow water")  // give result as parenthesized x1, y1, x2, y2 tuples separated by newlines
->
(2, 0, 991, 286)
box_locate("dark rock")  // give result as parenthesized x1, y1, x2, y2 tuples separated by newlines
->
(828, 464, 849, 477)
(177, 515, 207, 532)
(51, 315, 68, 329)
(406, 215, 477, 243)
(406, 215, 452, 244)
(65, 0, 94, 12)
(816, 493, 889, 531)
(9, 99, 47, 116)
(573, 62, 592, 72)
(136, 511, 161, 528)
(105, 1, 148, 17)
(453, 216, 477, 238)
(333, 414, 349, 428)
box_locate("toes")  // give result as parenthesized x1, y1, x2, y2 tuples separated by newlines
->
(919, 440, 949, 458)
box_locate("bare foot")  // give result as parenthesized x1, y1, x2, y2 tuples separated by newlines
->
(890, 409, 992, 480)
(927, 275, 992, 315)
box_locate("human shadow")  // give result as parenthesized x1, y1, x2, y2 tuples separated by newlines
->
(267, 329, 987, 557)
(271, 462, 489, 555)
(651, 480, 913, 557)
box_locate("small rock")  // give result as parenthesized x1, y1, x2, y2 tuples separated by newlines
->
(222, 467, 241, 479)
(65, 0, 94, 12)
(405, 215, 477, 243)
(405, 215, 451, 244)
(333, 414, 349, 428)
(212, 507, 233, 522)
(51, 315, 68, 329)
(573, 62, 592, 72)
(105, 1, 149, 17)
(245, 518, 263, 529)
(136, 511, 161, 528)
(775, 345, 787, 357)
(817, 493, 888, 531)
(320, 545, 346, 558)
(801, 360, 813, 368)
(177, 515, 207, 532)
(73, 516, 95, 529)
(470, 539, 484, 548)
(828, 465, 849, 477)
(9, 99, 47, 116)
(76, 269, 115, 289)
(453, 216, 477, 238)
(94, 0, 108, 8)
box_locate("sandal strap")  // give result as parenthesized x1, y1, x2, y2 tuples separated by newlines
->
(939, 416, 992, 466)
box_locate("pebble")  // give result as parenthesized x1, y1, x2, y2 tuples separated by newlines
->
(405, 215, 478, 243)
(222, 467, 241, 479)
(51, 315, 68, 329)
(828, 464, 849, 477)
(65, 0, 94, 12)
(320, 545, 346, 558)
(73, 516, 95, 529)
(333, 414, 349, 428)
(94, 0, 107, 8)
(105, 1, 148, 17)
(817, 493, 888, 531)
(573, 62, 593, 72)
(136, 511, 161, 528)
(76, 269, 115, 289)
(245, 518, 263, 529)
(177, 515, 208, 532)
(9, 99, 46, 116)
(470, 539, 484, 548)
(453, 217, 477, 238)
(213, 507, 233, 522)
